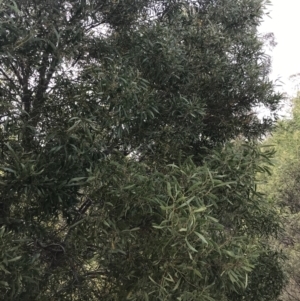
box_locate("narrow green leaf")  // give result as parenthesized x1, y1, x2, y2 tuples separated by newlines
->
(195, 232, 208, 244)
(193, 269, 202, 278)
(68, 177, 86, 183)
(7, 256, 22, 263)
(185, 237, 198, 252)
(173, 279, 181, 291)
(153, 223, 165, 229)
(193, 206, 207, 213)
(167, 182, 172, 198)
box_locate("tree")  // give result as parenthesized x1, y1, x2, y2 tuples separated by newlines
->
(0, 0, 284, 300)
(261, 95, 300, 301)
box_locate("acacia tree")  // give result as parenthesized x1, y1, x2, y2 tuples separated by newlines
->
(0, 0, 284, 300)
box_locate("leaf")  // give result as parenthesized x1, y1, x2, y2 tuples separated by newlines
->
(195, 232, 208, 244)
(123, 184, 135, 190)
(67, 120, 81, 132)
(122, 227, 140, 232)
(228, 270, 238, 284)
(0, 166, 16, 174)
(164, 273, 174, 282)
(0, 264, 11, 274)
(173, 279, 181, 291)
(53, 27, 61, 42)
(241, 265, 254, 272)
(178, 197, 195, 208)
(207, 216, 219, 223)
(193, 206, 207, 213)
(153, 225, 165, 229)
(148, 276, 157, 285)
(69, 219, 85, 230)
(69, 177, 87, 182)
(185, 237, 198, 253)
(7, 256, 22, 262)
(31, 253, 40, 263)
(245, 273, 248, 288)
(187, 182, 203, 192)
(167, 182, 172, 198)
(103, 220, 111, 227)
(8, 1, 21, 14)
(167, 163, 179, 169)
(224, 250, 236, 258)
(193, 269, 202, 278)
(0, 281, 9, 287)
(214, 181, 236, 188)
(207, 168, 214, 183)
(0, 227, 5, 237)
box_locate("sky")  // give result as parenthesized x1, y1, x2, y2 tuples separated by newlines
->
(260, 0, 300, 97)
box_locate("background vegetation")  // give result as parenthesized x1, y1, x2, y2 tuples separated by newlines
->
(261, 95, 300, 301)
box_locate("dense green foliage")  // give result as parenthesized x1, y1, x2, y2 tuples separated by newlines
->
(262, 95, 300, 301)
(0, 0, 284, 300)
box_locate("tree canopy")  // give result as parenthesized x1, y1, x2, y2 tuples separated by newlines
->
(0, 0, 284, 300)
(261, 95, 300, 301)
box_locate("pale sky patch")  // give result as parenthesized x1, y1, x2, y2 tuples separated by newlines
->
(260, 0, 300, 97)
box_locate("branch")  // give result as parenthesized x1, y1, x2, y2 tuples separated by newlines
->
(36, 240, 66, 253)
(0, 68, 19, 91)
(63, 198, 93, 243)
(31, 52, 59, 126)
(8, 58, 24, 86)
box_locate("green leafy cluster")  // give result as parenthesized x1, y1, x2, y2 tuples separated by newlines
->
(0, 0, 284, 300)
(261, 95, 300, 301)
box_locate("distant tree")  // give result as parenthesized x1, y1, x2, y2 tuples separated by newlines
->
(262, 95, 300, 301)
(0, 0, 284, 300)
